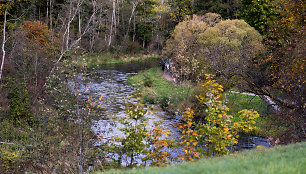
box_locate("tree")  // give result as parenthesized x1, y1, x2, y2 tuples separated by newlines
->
(176, 74, 259, 158)
(55, 0, 98, 64)
(239, 0, 278, 35)
(0, 3, 8, 81)
(163, 14, 263, 84)
(0, 0, 16, 81)
(168, 0, 193, 22)
(255, 0, 305, 139)
(194, 0, 242, 19)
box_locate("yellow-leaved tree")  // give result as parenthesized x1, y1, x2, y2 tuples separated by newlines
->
(177, 74, 259, 157)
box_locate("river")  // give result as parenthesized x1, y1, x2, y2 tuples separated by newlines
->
(71, 60, 273, 166)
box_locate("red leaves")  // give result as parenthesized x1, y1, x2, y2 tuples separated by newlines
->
(23, 21, 51, 46)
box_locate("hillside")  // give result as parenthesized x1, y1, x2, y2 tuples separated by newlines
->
(99, 142, 306, 174)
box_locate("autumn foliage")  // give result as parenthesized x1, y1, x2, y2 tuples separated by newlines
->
(175, 109, 200, 161)
(144, 122, 173, 166)
(163, 14, 263, 83)
(254, 0, 306, 139)
(177, 74, 259, 156)
(23, 20, 52, 46)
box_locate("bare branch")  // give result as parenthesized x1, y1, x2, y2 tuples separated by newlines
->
(55, 0, 97, 65)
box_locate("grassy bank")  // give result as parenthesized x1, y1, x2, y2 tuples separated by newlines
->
(128, 67, 268, 114)
(127, 67, 268, 113)
(98, 141, 306, 174)
(127, 67, 193, 110)
(224, 92, 268, 116)
(224, 92, 289, 138)
(71, 53, 159, 70)
(127, 67, 287, 138)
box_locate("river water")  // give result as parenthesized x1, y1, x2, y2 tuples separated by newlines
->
(71, 60, 182, 165)
(71, 60, 272, 166)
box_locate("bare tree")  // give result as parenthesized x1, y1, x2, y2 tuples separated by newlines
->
(108, 0, 116, 48)
(124, 0, 139, 40)
(0, 8, 8, 81)
(55, 0, 98, 64)
(49, 0, 53, 30)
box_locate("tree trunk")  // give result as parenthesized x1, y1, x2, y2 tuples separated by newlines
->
(133, 13, 136, 42)
(55, 0, 96, 64)
(49, 0, 53, 30)
(192, 0, 194, 12)
(108, 0, 116, 48)
(125, 1, 138, 41)
(79, 10, 82, 34)
(259, 95, 281, 113)
(0, 10, 7, 81)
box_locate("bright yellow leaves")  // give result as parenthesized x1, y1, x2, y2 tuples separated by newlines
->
(176, 74, 260, 159)
(197, 74, 260, 156)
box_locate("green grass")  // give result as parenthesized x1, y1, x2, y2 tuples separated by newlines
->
(224, 92, 268, 116)
(127, 67, 193, 109)
(127, 67, 268, 114)
(71, 53, 159, 69)
(127, 67, 287, 138)
(97, 141, 306, 174)
(223, 92, 289, 138)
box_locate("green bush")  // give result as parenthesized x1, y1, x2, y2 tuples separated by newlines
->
(7, 84, 33, 125)
(0, 144, 23, 170)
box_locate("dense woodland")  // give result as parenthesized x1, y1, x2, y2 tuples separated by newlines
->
(0, 0, 305, 173)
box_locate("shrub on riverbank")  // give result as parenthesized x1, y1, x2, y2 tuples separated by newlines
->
(176, 74, 259, 158)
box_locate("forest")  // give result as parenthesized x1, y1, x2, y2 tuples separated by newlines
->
(0, 0, 305, 173)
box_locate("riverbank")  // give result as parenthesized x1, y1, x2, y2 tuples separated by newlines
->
(100, 141, 306, 174)
(70, 53, 159, 70)
(127, 67, 194, 111)
(127, 66, 289, 139)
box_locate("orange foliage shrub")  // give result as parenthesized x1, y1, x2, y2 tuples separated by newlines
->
(23, 21, 52, 46)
